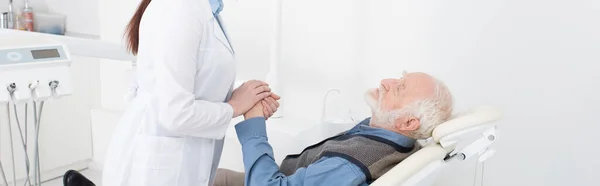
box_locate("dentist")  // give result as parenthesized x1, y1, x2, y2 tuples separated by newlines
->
(67, 0, 281, 186)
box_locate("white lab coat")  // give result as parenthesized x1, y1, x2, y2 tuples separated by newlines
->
(102, 0, 235, 185)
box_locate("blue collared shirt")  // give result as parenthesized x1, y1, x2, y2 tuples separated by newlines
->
(235, 117, 415, 186)
(209, 0, 223, 15)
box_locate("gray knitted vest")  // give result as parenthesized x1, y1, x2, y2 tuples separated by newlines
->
(280, 132, 420, 183)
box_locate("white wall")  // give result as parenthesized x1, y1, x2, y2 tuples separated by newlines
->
(358, 0, 600, 185)
(0, 0, 99, 35)
(221, 0, 278, 81)
(278, 0, 365, 123)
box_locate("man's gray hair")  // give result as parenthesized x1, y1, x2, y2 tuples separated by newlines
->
(401, 78, 453, 139)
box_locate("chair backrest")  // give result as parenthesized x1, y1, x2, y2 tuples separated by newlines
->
(370, 145, 447, 186)
(433, 106, 503, 146)
(369, 106, 503, 186)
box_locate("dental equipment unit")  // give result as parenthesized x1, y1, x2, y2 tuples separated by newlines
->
(0, 29, 135, 186)
(370, 106, 502, 186)
(0, 35, 73, 186)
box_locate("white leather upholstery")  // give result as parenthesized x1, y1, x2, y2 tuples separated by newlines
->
(370, 145, 447, 186)
(370, 106, 502, 186)
(432, 106, 502, 142)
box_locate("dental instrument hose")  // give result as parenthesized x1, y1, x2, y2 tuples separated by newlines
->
(24, 103, 29, 186)
(32, 101, 44, 186)
(24, 104, 27, 151)
(0, 157, 8, 186)
(32, 102, 38, 186)
(6, 104, 17, 186)
(30, 81, 58, 186)
(37, 102, 44, 186)
(0, 105, 9, 186)
(13, 104, 33, 186)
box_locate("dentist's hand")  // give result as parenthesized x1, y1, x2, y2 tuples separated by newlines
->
(228, 80, 272, 118)
(261, 93, 280, 119)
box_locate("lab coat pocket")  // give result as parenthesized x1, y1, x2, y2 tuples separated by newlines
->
(129, 134, 185, 186)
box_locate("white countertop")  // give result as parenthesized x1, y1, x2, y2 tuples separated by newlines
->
(0, 28, 136, 62)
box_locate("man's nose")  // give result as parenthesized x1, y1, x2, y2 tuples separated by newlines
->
(380, 79, 397, 90)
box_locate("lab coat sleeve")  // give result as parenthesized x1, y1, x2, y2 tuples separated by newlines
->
(153, 5, 233, 139)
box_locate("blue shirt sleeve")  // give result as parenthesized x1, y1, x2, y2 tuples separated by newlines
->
(235, 117, 369, 186)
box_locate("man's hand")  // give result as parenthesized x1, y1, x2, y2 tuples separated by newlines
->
(262, 93, 281, 119)
(243, 101, 265, 119)
(244, 93, 280, 120)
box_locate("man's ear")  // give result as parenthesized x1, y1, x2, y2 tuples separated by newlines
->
(395, 117, 420, 131)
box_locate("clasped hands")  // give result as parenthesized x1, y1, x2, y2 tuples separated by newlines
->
(227, 80, 280, 119)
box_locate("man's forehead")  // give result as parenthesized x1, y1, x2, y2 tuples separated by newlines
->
(394, 71, 434, 81)
(405, 72, 433, 79)
(404, 72, 437, 93)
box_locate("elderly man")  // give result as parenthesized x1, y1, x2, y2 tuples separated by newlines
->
(215, 72, 453, 186)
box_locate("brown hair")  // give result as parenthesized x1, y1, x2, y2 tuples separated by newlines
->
(125, 0, 152, 55)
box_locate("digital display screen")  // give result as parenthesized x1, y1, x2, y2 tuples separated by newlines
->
(31, 49, 60, 59)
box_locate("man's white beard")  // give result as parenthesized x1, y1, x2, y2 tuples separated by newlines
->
(364, 89, 397, 127)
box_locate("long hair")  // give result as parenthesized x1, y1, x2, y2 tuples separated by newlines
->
(125, 0, 152, 55)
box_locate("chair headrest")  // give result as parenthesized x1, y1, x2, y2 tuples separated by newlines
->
(431, 106, 502, 143)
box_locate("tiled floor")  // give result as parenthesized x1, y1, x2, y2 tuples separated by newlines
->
(44, 169, 102, 186)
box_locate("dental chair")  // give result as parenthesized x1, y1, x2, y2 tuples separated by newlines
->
(370, 106, 503, 186)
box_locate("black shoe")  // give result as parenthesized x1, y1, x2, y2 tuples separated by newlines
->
(63, 170, 96, 186)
